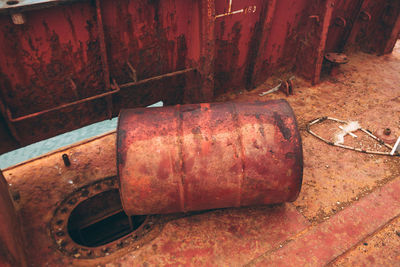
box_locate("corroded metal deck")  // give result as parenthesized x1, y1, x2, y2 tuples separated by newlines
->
(2, 42, 400, 266)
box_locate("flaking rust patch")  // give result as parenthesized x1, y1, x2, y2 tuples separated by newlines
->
(273, 112, 292, 140)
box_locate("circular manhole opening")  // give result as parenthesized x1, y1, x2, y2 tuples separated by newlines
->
(67, 189, 146, 247)
(50, 177, 159, 259)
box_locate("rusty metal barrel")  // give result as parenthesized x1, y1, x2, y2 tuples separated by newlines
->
(117, 100, 303, 215)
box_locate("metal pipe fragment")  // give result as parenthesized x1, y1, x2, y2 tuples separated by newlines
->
(117, 100, 303, 215)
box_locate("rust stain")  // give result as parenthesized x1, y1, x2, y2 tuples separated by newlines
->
(117, 100, 303, 215)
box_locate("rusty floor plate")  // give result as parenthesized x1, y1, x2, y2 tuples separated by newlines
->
(2, 42, 400, 266)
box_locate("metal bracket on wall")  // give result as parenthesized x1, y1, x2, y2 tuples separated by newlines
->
(359, 11, 371, 21)
(126, 62, 138, 83)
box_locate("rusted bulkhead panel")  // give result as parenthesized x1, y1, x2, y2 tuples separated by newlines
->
(0, 171, 27, 267)
(117, 100, 303, 215)
(0, 2, 106, 119)
(346, 0, 400, 54)
(0, 0, 399, 154)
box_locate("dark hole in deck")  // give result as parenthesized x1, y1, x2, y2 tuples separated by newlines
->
(67, 189, 146, 247)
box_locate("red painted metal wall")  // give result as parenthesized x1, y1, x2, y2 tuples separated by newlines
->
(0, 2, 106, 118)
(325, 0, 363, 53)
(213, 0, 264, 94)
(101, 0, 201, 84)
(252, 0, 309, 85)
(346, 0, 400, 54)
(0, 0, 399, 154)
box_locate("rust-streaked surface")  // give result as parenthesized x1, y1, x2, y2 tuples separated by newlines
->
(1, 0, 400, 154)
(117, 100, 303, 215)
(295, 0, 335, 84)
(1, 42, 399, 266)
(0, 1, 111, 147)
(324, 0, 364, 53)
(1, 132, 310, 266)
(109, 204, 310, 266)
(213, 0, 267, 94)
(0, 2, 106, 118)
(346, 0, 400, 55)
(0, 171, 27, 267)
(217, 41, 400, 224)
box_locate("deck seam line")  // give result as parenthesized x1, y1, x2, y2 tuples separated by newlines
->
(245, 177, 400, 266)
(326, 212, 400, 266)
